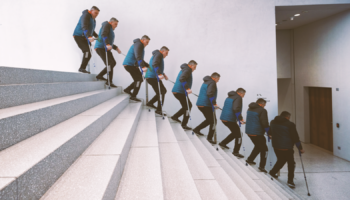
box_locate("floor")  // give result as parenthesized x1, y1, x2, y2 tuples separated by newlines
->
(278, 143, 350, 200)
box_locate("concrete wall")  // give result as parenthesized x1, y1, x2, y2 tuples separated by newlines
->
(276, 30, 292, 79)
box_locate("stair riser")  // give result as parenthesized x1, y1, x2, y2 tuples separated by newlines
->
(0, 89, 120, 151)
(0, 82, 105, 109)
(0, 180, 17, 200)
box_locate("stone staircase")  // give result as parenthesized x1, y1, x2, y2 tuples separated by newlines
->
(0, 67, 303, 200)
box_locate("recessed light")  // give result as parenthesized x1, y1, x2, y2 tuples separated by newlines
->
(290, 17, 294, 20)
(294, 13, 300, 16)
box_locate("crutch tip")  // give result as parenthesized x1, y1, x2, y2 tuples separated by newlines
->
(308, 193, 311, 196)
(216, 148, 219, 151)
(192, 132, 194, 135)
(271, 178, 273, 180)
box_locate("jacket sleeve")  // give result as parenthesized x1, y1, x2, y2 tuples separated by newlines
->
(290, 123, 303, 150)
(134, 42, 149, 68)
(179, 67, 191, 89)
(232, 97, 243, 120)
(152, 53, 163, 74)
(259, 109, 269, 129)
(206, 82, 217, 105)
(93, 31, 98, 38)
(112, 45, 118, 50)
(101, 24, 110, 45)
(81, 12, 92, 37)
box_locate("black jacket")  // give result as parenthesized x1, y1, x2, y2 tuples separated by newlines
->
(81, 10, 98, 38)
(133, 39, 149, 68)
(100, 22, 118, 50)
(179, 64, 192, 89)
(245, 103, 269, 135)
(152, 50, 164, 75)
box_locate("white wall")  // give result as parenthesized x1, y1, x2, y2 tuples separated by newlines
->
(276, 30, 292, 78)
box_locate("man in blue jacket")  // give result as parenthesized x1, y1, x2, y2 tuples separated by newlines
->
(94, 18, 121, 88)
(193, 73, 220, 144)
(269, 111, 305, 188)
(219, 88, 246, 158)
(73, 6, 100, 74)
(123, 36, 151, 102)
(245, 98, 270, 173)
(171, 60, 198, 130)
(145, 47, 170, 116)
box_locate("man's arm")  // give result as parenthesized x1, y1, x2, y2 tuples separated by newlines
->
(207, 82, 217, 105)
(260, 109, 269, 128)
(232, 97, 243, 120)
(93, 31, 98, 38)
(152, 53, 163, 74)
(291, 123, 303, 150)
(179, 67, 191, 89)
(134, 42, 149, 68)
(101, 24, 110, 45)
(81, 12, 92, 37)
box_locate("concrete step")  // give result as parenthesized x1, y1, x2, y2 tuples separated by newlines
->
(116, 108, 164, 200)
(0, 66, 96, 85)
(168, 121, 228, 200)
(196, 135, 263, 200)
(170, 123, 247, 200)
(41, 102, 142, 200)
(0, 81, 106, 109)
(0, 94, 129, 200)
(0, 88, 121, 151)
(156, 117, 201, 200)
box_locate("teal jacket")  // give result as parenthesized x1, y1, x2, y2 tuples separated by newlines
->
(220, 91, 243, 122)
(145, 50, 164, 78)
(73, 10, 97, 38)
(196, 76, 217, 107)
(94, 21, 118, 50)
(172, 64, 193, 94)
(123, 39, 147, 67)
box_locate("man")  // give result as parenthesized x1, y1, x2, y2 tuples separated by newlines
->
(193, 73, 220, 144)
(245, 98, 270, 173)
(123, 36, 151, 102)
(73, 6, 100, 74)
(145, 47, 170, 116)
(171, 60, 198, 130)
(94, 18, 121, 88)
(269, 111, 305, 188)
(219, 88, 246, 158)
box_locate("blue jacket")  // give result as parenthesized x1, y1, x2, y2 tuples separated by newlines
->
(73, 10, 97, 38)
(145, 50, 164, 79)
(220, 91, 243, 122)
(270, 116, 303, 150)
(123, 39, 148, 67)
(94, 21, 118, 51)
(172, 64, 193, 94)
(245, 103, 269, 136)
(196, 76, 218, 107)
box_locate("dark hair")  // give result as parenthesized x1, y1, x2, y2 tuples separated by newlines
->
(256, 98, 266, 105)
(280, 111, 291, 118)
(110, 17, 119, 22)
(236, 88, 246, 94)
(211, 72, 220, 78)
(160, 46, 169, 51)
(188, 60, 198, 65)
(141, 35, 151, 40)
(91, 6, 100, 11)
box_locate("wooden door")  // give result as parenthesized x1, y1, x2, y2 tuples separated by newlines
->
(309, 87, 333, 152)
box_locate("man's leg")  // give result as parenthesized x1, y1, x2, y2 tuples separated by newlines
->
(157, 80, 167, 111)
(193, 107, 211, 136)
(107, 51, 116, 82)
(124, 66, 143, 98)
(257, 136, 268, 169)
(206, 107, 216, 141)
(172, 93, 186, 120)
(220, 121, 240, 148)
(96, 49, 108, 78)
(146, 78, 159, 106)
(247, 136, 260, 162)
(74, 36, 91, 72)
(287, 150, 296, 182)
(269, 149, 288, 176)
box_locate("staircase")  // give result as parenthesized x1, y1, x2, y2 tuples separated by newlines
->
(0, 67, 303, 200)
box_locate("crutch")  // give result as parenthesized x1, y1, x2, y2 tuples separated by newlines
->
(181, 82, 194, 134)
(209, 97, 219, 151)
(83, 31, 95, 73)
(154, 67, 165, 119)
(102, 37, 111, 89)
(297, 143, 311, 196)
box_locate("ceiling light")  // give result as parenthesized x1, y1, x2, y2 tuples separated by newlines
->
(294, 13, 300, 16)
(290, 17, 294, 20)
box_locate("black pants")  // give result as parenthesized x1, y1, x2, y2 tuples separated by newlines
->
(247, 135, 268, 168)
(172, 93, 192, 126)
(194, 106, 216, 140)
(147, 78, 167, 111)
(96, 48, 116, 82)
(124, 66, 143, 97)
(270, 149, 296, 181)
(220, 121, 242, 153)
(74, 36, 91, 70)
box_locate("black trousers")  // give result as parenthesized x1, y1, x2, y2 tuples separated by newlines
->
(247, 135, 268, 168)
(124, 66, 143, 97)
(194, 106, 216, 140)
(96, 48, 116, 82)
(270, 149, 296, 181)
(172, 93, 192, 126)
(74, 36, 91, 70)
(147, 78, 167, 111)
(220, 121, 242, 153)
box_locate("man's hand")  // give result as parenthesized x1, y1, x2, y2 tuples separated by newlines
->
(88, 37, 95, 43)
(158, 74, 164, 80)
(116, 47, 122, 54)
(186, 89, 192, 94)
(142, 67, 147, 72)
(106, 45, 112, 51)
(214, 104, 220, 110)
(164, 74, 168, 80)
(300, 149, 305, 154)
(240, 120, 246, 125)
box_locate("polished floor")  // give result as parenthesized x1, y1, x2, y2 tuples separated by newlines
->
(278, 143, 350, 200)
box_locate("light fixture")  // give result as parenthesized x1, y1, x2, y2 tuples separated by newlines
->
(290, 17, 294, 20)
(294, 13, 300, 16)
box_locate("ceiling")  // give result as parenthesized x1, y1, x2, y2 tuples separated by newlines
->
(275, 4, 350, 30)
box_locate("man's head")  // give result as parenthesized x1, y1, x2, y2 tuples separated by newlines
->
(211, 72, 220, 83)
(236, 88, 246, 98)
(188, 60, 198, 72)
(256, 98, 267, 108)
(110, 18, 119, 30)
(141, 35, 151, 47)
(160, 46, 169, 58)
(280, 111, 291, 120)
(90, 6, 100, 19)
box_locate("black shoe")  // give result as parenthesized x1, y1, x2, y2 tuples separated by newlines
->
(287, 180, 295, 188)
(219, 143, 229, 149)
(96, 75, 107, 81)
(207, 139, 216, 145)
(146, 103, 157, 109)
(246, 160, 256, 165)
(171, 117, 181, 123)
(79, 68, 90, 74)
(269, 172, 278, 179)
(107, 82, 117, 88)
(130, 97, 142, 102)
(182, 126, 192, 130)
(233, 153, 244, 158)
(258, 167, 267, 173)
(193, 129, 204, 136)
(123, 89, 132, 95)
(155, 110, 166, 116)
